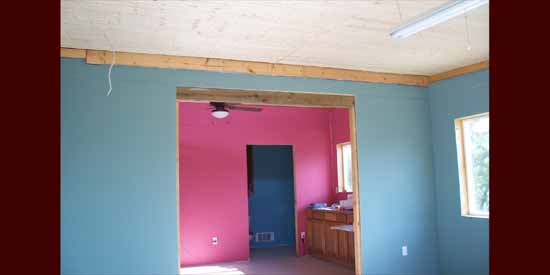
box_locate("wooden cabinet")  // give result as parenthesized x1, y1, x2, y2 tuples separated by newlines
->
(336, 230, 348, 261)
(347, 231, 355, 266)
(310, 219, 325, 255)
(324, 221, 340, 258)
(306, 208, 354, 269)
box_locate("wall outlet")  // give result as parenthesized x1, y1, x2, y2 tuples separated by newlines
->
(402, 246, 408, 256)
(300, 232, 306, 240)
(212, 236, 218, 245)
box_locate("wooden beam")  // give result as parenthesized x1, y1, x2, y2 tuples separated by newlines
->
(430, 60, 489, 83)
(58, 47, 429, 87)
(349, 106, 362, 275)
(60, 48, 86, 59)
(61, 47, 488, 86)
(176, 87, 355, 108)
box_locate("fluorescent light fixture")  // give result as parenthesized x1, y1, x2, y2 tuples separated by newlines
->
(390, 0, 488, 39)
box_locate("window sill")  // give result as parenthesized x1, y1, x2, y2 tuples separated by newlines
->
(461, 214, 489, 219)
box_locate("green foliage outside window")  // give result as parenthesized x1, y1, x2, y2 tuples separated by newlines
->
(471, 130, 489, 211)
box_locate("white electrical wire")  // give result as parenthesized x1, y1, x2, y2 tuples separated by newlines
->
(396, 0, 403, 23)
(106, 50, 116, 96)
(464, 13, 472, 51)
(104, 33, 116, 96)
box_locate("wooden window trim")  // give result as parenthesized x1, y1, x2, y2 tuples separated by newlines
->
(455, 112, 489, 218)
(336, 142, 352, 193)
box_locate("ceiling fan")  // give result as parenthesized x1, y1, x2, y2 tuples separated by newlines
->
(209, 102, 262, 119)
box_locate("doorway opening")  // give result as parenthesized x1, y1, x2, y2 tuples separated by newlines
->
(176, 87, 362, 275)
(247, 145, 297, 256)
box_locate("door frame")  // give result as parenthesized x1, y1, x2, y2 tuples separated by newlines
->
(175, 87, 362, 275)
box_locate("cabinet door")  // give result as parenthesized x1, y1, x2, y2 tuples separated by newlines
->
(324, 221, 342, 258)
(311, 219, 325, 255)
(336, 230, 348, 262)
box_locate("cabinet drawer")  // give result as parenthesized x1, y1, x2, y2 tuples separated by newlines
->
(325, 212, 346, 222)
(313, 211, 325, 220)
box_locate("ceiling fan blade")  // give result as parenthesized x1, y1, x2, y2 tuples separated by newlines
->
(210, 102, 224, 107)
(228, 106, 262, 112)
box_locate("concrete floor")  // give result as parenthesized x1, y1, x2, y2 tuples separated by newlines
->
(180, 246, 355, 275)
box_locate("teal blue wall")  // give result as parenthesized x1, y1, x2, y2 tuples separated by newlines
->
(429, 70, 489, 275)
(61, 58, 439, 275)
(248, 145, 295, 248)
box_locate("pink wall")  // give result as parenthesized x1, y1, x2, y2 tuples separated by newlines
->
(178, 102, 349, 266)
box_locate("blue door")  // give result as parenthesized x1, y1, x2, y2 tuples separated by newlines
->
(247, 145, 296, 248)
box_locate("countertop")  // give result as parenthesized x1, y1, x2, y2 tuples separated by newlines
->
(309, 207, 353, 214)
(330, 224, 354, 232)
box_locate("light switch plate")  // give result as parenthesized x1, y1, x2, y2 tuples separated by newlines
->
(402, 246, 408, 256)
(212, 236, 218, 245)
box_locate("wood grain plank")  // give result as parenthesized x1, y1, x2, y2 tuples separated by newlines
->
(349, 106, 362, 275)
(60, 48, 86, 58)
(66, 47, 430, 86)
(62, 47, 488, 86)
(430, 60, 489, 83)
(176, 87, 355, 108)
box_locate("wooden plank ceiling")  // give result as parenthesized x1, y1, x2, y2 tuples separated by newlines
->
(61, 0, 489, 76)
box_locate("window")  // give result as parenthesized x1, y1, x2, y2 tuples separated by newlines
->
(455, 113, 489, 217)
(337, 142, 353, 192)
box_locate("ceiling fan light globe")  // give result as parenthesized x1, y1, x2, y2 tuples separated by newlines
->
(211, 110, 229, 119)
